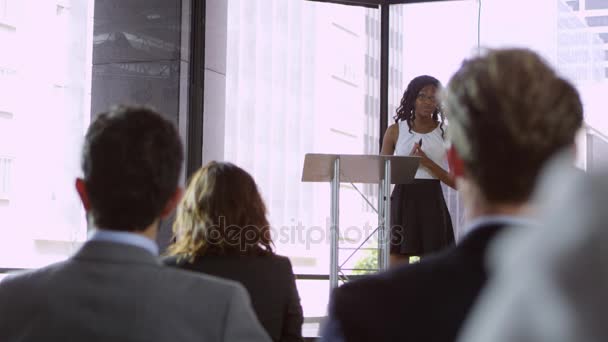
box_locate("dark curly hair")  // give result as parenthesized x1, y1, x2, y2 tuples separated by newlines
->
(394, 75, 445, 138)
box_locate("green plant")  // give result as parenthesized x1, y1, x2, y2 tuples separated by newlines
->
(353, 250, 378, 275)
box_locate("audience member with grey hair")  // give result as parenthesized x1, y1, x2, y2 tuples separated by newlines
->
(458, 156, 608, 342)
(319, 48, 583, 342)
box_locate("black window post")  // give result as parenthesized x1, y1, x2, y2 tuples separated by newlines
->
(379, 2, 389, 151)
(186, 0, 206, 179)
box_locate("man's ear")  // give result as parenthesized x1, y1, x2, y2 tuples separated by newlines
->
(75, 178, 91, 211)
(161, 187, 184, 218)
(447, 145, 465, 179)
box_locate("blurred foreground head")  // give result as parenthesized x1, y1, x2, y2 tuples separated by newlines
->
(445, 48, 583, 205)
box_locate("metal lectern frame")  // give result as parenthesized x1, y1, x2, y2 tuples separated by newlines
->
(302, 154, 419, 290)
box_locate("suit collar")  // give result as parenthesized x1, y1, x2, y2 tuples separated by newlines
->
(454, 223, 514, 261)
(458, 215, 535, 251)
(73, 241, 161, 266)
(464, 215, 534, 236)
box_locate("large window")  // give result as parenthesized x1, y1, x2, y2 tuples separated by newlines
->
(226, 0, 608, 321)
(0, 0, 94, 269)
(0, 0, 604, 336)
(225, 0, 383, 318)
(390, 0, 608, 239)
(389, 1, 478, 241)
(498, 0, 608, 168)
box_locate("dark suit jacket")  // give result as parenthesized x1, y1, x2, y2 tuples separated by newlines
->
(164, 254, 304, 342)
(321, 223, 510, 342)
(0, 241, 271, 342)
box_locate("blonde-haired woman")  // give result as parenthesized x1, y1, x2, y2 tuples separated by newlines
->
(164, 162, 303, 342)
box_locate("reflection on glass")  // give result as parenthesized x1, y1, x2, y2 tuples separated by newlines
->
(92, 0, 182, 64)
(0, 0, 94, 268)
(91, 61, 180, 123)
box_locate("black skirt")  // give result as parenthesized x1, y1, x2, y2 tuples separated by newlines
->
(390, 179, 454, 256)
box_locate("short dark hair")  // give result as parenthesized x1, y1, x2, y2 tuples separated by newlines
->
(446, 48, 583, 203)
(82, 106, 183, 231)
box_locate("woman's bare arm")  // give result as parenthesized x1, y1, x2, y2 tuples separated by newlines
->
(380, 123, 399, 155)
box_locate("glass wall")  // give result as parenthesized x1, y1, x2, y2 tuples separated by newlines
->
(0, 0, 94, 269)
(225, 0, 608, 320)
(390, 0, 608, 239)
(389, 0, 478, 241)
(225, 0, 384, 318)
(0, 0, 604, 333)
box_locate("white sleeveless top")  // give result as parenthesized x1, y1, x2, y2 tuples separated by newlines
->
(394, 120, 448, 179)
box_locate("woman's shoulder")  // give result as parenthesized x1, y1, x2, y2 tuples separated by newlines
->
(385, 122, 401, 141)
(275, 254, 295, 266)
(249, 254, 296, 275)
(163, 252, 294, 271)
(386, 122, 399, 134)
(388, 122, 400, 130)
(258, 253, 293, 266)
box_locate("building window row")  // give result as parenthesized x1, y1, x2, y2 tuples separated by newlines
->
(366, 15, 380, 40)
(365, 54, 380, 79)
(586, 0, 608, 10)
(390, 67, 403, 88)
(365, 59, 402, 85)
(365, 16, 403, 51)
(389, 30, 402, 50)
(365, 94, 380, 118)
(363, 132, 376, 154)
(566, 0, 579, 11)
(586, 15, 608, 27)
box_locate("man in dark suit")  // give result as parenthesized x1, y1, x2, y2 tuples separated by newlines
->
(320, 48, 584, 342)
(0, 106, 270, 342)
